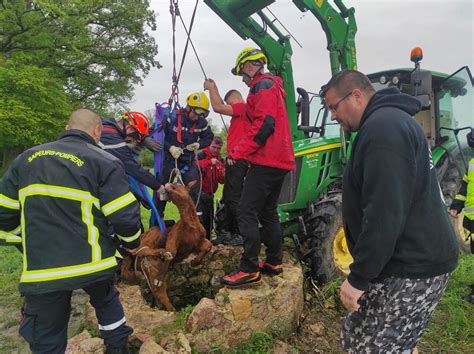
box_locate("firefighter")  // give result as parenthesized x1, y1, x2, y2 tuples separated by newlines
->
(159, 92, 214, 216)
(0, 109, 141, 353)
(221, 47, 295, 288)
(197, 136, 225, 239)
(99, 111, 166, 200)
(450, 129, 474, 303)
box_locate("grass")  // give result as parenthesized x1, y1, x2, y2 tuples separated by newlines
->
(419, 253, 474, 352)
(0, 233, 472, 352)
(140, 184, 223, 227)
(153, 304, 195, 340)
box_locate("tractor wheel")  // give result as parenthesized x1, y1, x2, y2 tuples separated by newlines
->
(436, 154, 469, 252)
(302, 195, 353, 283)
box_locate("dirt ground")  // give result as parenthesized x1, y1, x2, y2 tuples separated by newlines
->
(287, 278, 345, 352)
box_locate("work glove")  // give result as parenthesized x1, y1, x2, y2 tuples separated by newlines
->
(142, 136, 162, 152)
(169, 145, 184, 159)
(126, 141, 142, 155)
(186, 142, 200, 152)
(158, 185, 168, 201)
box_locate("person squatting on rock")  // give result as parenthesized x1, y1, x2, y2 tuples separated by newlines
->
(197, 136, 225, 239)
(204, 78, 249, 245)
(220, 47, 295, 288)
(159, 92, 214, 216)
(320, 69, 458, 353)
(450, 129, 474, 303)
(0, 109, 142, 353)
(99, 111, 167, 203)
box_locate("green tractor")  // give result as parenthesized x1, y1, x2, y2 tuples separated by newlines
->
(204, 0, 473, 282)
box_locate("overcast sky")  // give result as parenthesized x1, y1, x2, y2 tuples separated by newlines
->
(131, 0, 473, 128)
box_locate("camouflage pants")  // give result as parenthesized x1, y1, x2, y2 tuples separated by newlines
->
(341, 272, 451, 353)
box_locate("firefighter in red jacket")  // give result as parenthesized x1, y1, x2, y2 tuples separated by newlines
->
(197, 136, 225, 239)
(221, 48, 295, 288)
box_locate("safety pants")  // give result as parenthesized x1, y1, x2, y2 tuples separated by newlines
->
(19, 277, 132, 354)
(237, 165, 288, 273)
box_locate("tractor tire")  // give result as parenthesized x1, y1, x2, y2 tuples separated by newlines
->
(301, 194, 353, 284)
(436, 154, 469, 252)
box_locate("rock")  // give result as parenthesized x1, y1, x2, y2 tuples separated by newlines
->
(68, 290, 89, 338)
(271, 340, 298, 354)
(231, 298, 252, 321)
(139, 339, 168, 354)
(79, 338, 104, 353)
(66, 331, 104, 354)
(176, 332, 192, 353)
(85, 285, 176, 340)
(159, 245, 243, 309)
(309, 322, 325, 335)
(66, 330, 91, 354)
(187, 298, 231, 333)
(187, 255, 304, 352)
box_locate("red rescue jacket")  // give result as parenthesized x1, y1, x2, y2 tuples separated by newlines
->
(197, 147, 225, 194)
(229, 73, 295, 171)
(227, 102, 251, 155)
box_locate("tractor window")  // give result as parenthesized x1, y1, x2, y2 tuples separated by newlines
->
(438, 67, 473, 152)
(308, 95, 340, 137)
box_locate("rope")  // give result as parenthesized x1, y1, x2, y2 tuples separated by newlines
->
(177, 0, 206, 81)
(169, 0, 179, 104)
(173, 0, 229, 134)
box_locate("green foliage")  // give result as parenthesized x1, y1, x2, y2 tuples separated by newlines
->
(175, 304, 195, 330)
(1, 0, 159, 111)
(209, 332, 275, 354)
(0, 59, 71, 150)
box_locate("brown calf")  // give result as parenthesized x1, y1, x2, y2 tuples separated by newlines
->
(121, 182, 213, 311)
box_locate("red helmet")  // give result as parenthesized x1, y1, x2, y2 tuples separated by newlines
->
(123, 111, 150, 136)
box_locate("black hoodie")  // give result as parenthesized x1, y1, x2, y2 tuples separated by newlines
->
(343, 87, 458, 291)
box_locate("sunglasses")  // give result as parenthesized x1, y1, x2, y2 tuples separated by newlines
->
(192, 107, 209, 118)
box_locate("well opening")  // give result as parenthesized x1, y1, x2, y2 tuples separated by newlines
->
(139, 245, 243, 310)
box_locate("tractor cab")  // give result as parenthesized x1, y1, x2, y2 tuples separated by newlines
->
(367, 48, 473, 176)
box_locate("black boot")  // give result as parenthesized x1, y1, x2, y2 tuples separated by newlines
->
(213, 229, 232, 245)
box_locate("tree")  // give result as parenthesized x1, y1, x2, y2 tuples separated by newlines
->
(0, 57, 72, 170)
(1, 0, 160, 112)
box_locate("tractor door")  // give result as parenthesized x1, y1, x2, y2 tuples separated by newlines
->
(436, 66, 474, 174)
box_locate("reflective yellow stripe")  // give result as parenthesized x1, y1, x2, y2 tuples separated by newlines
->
(0, 231, 22, 243)
(82, 201, 101, 262)
(19, 184, 99, 207)
(294, 143, 342, 157)
(454, 194, 466, 201)
(20, 256, 117, 282)
(116, 229, 141, 243)
(0, 194, 20, 210)
(10, 225, 21, 235)
(0, 224, 21, 243)
(19, 184, 102, 272)
(114, 250, 123, 259)
(102, 192, 136, 216)
(463, 175, 469, 183)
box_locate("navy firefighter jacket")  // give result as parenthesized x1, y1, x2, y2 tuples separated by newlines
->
(99, 119, 161, 190)
(163, 109, 213, 165)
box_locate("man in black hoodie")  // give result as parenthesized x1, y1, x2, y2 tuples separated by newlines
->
(321, 70, 458, 353)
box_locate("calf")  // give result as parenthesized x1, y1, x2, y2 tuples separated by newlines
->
(121, 182, 213, 311)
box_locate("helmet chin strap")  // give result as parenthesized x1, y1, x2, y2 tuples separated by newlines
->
(241, 62, 264, 81)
